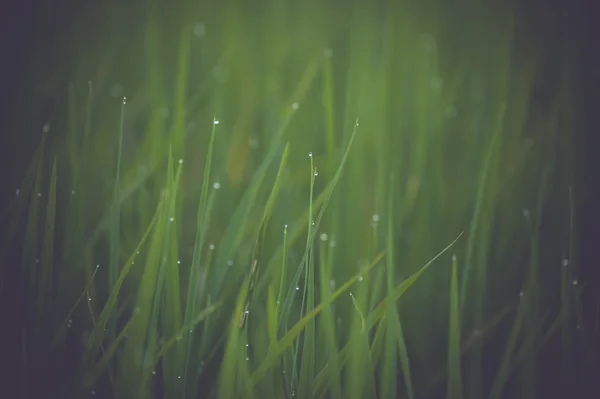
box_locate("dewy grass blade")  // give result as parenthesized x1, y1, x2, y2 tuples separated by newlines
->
(107, 96, 127, 345)
(278, 118, 359, 337)
(183, 118, 218, 393)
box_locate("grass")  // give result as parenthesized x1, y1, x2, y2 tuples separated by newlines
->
(2, 0, 596, 398)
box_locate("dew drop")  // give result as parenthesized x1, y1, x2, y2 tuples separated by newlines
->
(15, 189, 20, 196)
(71, 190, 76, 195)
(329, 240, 337, 248)
(193, 23, 206, 37)
(452, 254, 457, 262)
(292, 102, 299, 110)
(178, 159, 184, 164)
(358, 276, 363, 282)
(152, 370, 157, 375)
(37, 193, 42, 197)
(177, 375, 182, 379)
(572, 279, 578, 286)
(249, 136, 259, 149)
(320, 233, 328, 241)
(177, 260, 181, 264)
(372, 214, 380, 222)
(209, 243, 215, 250)
(562, 259, 569, 267)
(430, 77, 443, 91)
(308, 152, 313, 157)
(213, 119, 219, 125)
(227, 260, 234, 266)
(213, 182, 221, 189)
(519, 291, 524, 297)
(169, 217, 175, 222)
(295, 286, 300, 291)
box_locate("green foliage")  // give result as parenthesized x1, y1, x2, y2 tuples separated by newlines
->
(4, 1, 591, 398)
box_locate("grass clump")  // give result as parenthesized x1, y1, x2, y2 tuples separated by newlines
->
(1, 0, 594, 398)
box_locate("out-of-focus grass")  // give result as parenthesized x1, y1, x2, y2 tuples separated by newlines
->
(1, 0, 593, 398)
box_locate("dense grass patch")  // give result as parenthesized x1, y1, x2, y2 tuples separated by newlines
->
(2, 0, 596, 398)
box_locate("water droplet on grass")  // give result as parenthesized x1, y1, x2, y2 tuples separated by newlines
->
(562, 259, 569, 267)
(213, 182, 221, 189)
(295, 286, 300, 291)
(169, 217, 175, 222)
(430, 77, 443, 91)
(292, 102, 299, 110)
(209, 243, 215, 250)
(572, 279, 578, 286)
(358, 276, 363, 282)
(249, 136, 259, 149)
(178, 159, 184, 164)
(330, 240, 336, 248)
(308, 152, 313, 157)
(519, 291, 524, 297)
(372, 214, 380, 222)
(320, 233, 328, 241)
(193, 23, 206, 37)
(15, 189, 19, 196)
(152, 370, 156, 375)
(213, 119, 219, 125)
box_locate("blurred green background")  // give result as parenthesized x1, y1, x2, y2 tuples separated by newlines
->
(0, 0, 596, 398)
